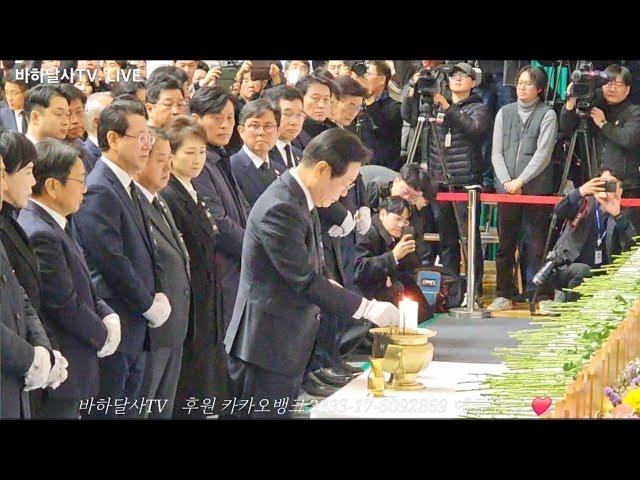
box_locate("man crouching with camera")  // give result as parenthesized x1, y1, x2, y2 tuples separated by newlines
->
(535, 170, 636, 302)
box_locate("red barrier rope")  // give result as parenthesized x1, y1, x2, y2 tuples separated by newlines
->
(435, 192, 640, 207)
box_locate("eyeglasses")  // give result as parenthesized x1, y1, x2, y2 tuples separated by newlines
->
(282, 112, 306, 122)
(604, 81, 627, 89)
(64, 176, 86, 187)
(243, 123, 278, 134)
(123, 132, 156, 146)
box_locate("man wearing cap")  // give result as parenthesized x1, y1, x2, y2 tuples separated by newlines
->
(430, 62, 492, 300)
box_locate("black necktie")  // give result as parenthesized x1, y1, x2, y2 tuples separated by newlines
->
(20, 111, 28, 133)
(130, 182, 161, 289)
(259, 162, 276, 183)
(284, 144, 295, 168)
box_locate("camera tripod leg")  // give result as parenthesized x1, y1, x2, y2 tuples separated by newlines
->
(528, 130, 578, 314)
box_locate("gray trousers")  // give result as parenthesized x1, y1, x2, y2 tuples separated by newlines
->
(141, 346, 183, 419)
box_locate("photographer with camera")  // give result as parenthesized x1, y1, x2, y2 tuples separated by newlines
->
(536, 170, 636, 302)
(426, 63, 492, 297)
(354, 195, 432, 322)
(560, 64, 640, 232)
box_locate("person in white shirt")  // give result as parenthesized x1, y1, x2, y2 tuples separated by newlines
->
(1, 68, 29, 134)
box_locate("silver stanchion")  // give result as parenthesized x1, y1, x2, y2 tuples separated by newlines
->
(450, 185, 490, 319)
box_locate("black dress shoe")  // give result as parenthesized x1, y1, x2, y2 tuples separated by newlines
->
(336, 359, 364, 375)
(313, 368, 352, 387)
(301, 372, 339, 398)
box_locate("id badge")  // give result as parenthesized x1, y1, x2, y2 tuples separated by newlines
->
(444, 130, 452, 148)
(595, 250, 603, 265)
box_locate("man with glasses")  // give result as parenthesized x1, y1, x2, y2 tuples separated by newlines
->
(1, 69, 29, 134)
(24, 84, 70, 144)
(18, 139, 120, 419)
(560, 63, 640, 231)
(263, 85, 305, 169)
(428, 62, 491, 298)
(57, 84, 88, 144)
(74, 98, 172, 418)
(145, 76, 186, 129)
(361, 60, 403, 171)
(230, 99, 282, 207)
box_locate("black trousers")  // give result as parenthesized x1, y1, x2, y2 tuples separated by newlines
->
(32, 397, 80, 419)
(434, 197, 484, 296)
(226, 355, 304, 419)
(141, 346, 183, 419)
(496, 203, 551, 299)
(550, 263, 593, 302)
(92, 351, 146, 419)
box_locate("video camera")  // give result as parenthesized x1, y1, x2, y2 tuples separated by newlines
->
(569, 61, 613, 118)
(532, 249, 568, 287)
(415, 64, 453, 98)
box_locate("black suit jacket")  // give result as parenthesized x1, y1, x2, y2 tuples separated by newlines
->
(0, 204, 43, 317)
(1, 240, 40, 419)
(162, 175, 222, 345)
(354, 214, 418, 299)
(230, 148, 284, 207)
(73, 158, 159, 354)
(268, 143, 302, 169)
(223, 170, 363, 377)
(142, 192, 194, 349)
(79, 137, 101, 174)
(192, 145, 249, 332)
(17, 201, 112, 400)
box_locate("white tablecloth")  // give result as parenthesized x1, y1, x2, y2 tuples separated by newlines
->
(310, 361, 506, 419)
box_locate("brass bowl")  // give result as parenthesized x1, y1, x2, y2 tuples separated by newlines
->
(370, 327, 436, 390)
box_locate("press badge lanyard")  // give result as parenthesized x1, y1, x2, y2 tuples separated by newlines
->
(595, 207, 607, 265)
(595, 207, 607, 247)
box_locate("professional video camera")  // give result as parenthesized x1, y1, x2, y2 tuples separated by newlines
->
(415, 63, 453, 98)
(347, 61, 368, 77)
(532, 249, 569, 287)
(568, 61, 613, 118)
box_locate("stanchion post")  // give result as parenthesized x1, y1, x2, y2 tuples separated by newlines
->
(450, 185, 490, 319)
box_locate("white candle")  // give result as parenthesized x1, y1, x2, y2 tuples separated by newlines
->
(399, 297, 419, 332)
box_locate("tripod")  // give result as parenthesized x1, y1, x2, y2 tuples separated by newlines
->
(404, 93, 469, 268)
(528, 117, 599, 314)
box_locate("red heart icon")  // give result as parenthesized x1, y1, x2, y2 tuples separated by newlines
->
(532, 397, 552, 416)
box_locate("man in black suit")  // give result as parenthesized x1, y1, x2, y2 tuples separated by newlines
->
(24, 84, 70, 145)
(57, 84, 87, 145)
(224, 128, 400, 418)
(263, 85, 304, 169)
(18, 139, 120, 419)
(73, 98, 171, 418)
(133, 127, 193, 419)
(0, 154, 54, 419)
(0, 69, 29, 134)
(190, 86, 250, 334)
(230, 99, 283, 207)
(81, 92, 112, 174)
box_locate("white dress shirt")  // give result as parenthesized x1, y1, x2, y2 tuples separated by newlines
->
(14, 110, 25, 134)
(100, 156, 133, 197)
(175, 176, 198, 204)
(275, 139, 294, 168)
(29, 199, 67, 231)
(243, 144, 270, 170)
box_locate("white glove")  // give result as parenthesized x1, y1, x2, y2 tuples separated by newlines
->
(24, 346, 52, 392)
(361, 299, 400, 328)
(354, 206, 372, 235)
(47, 350, 69, 390)
(143, 292, 172, 328)
(97, 313, 121, 358)
(328, 211, 356, 237)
